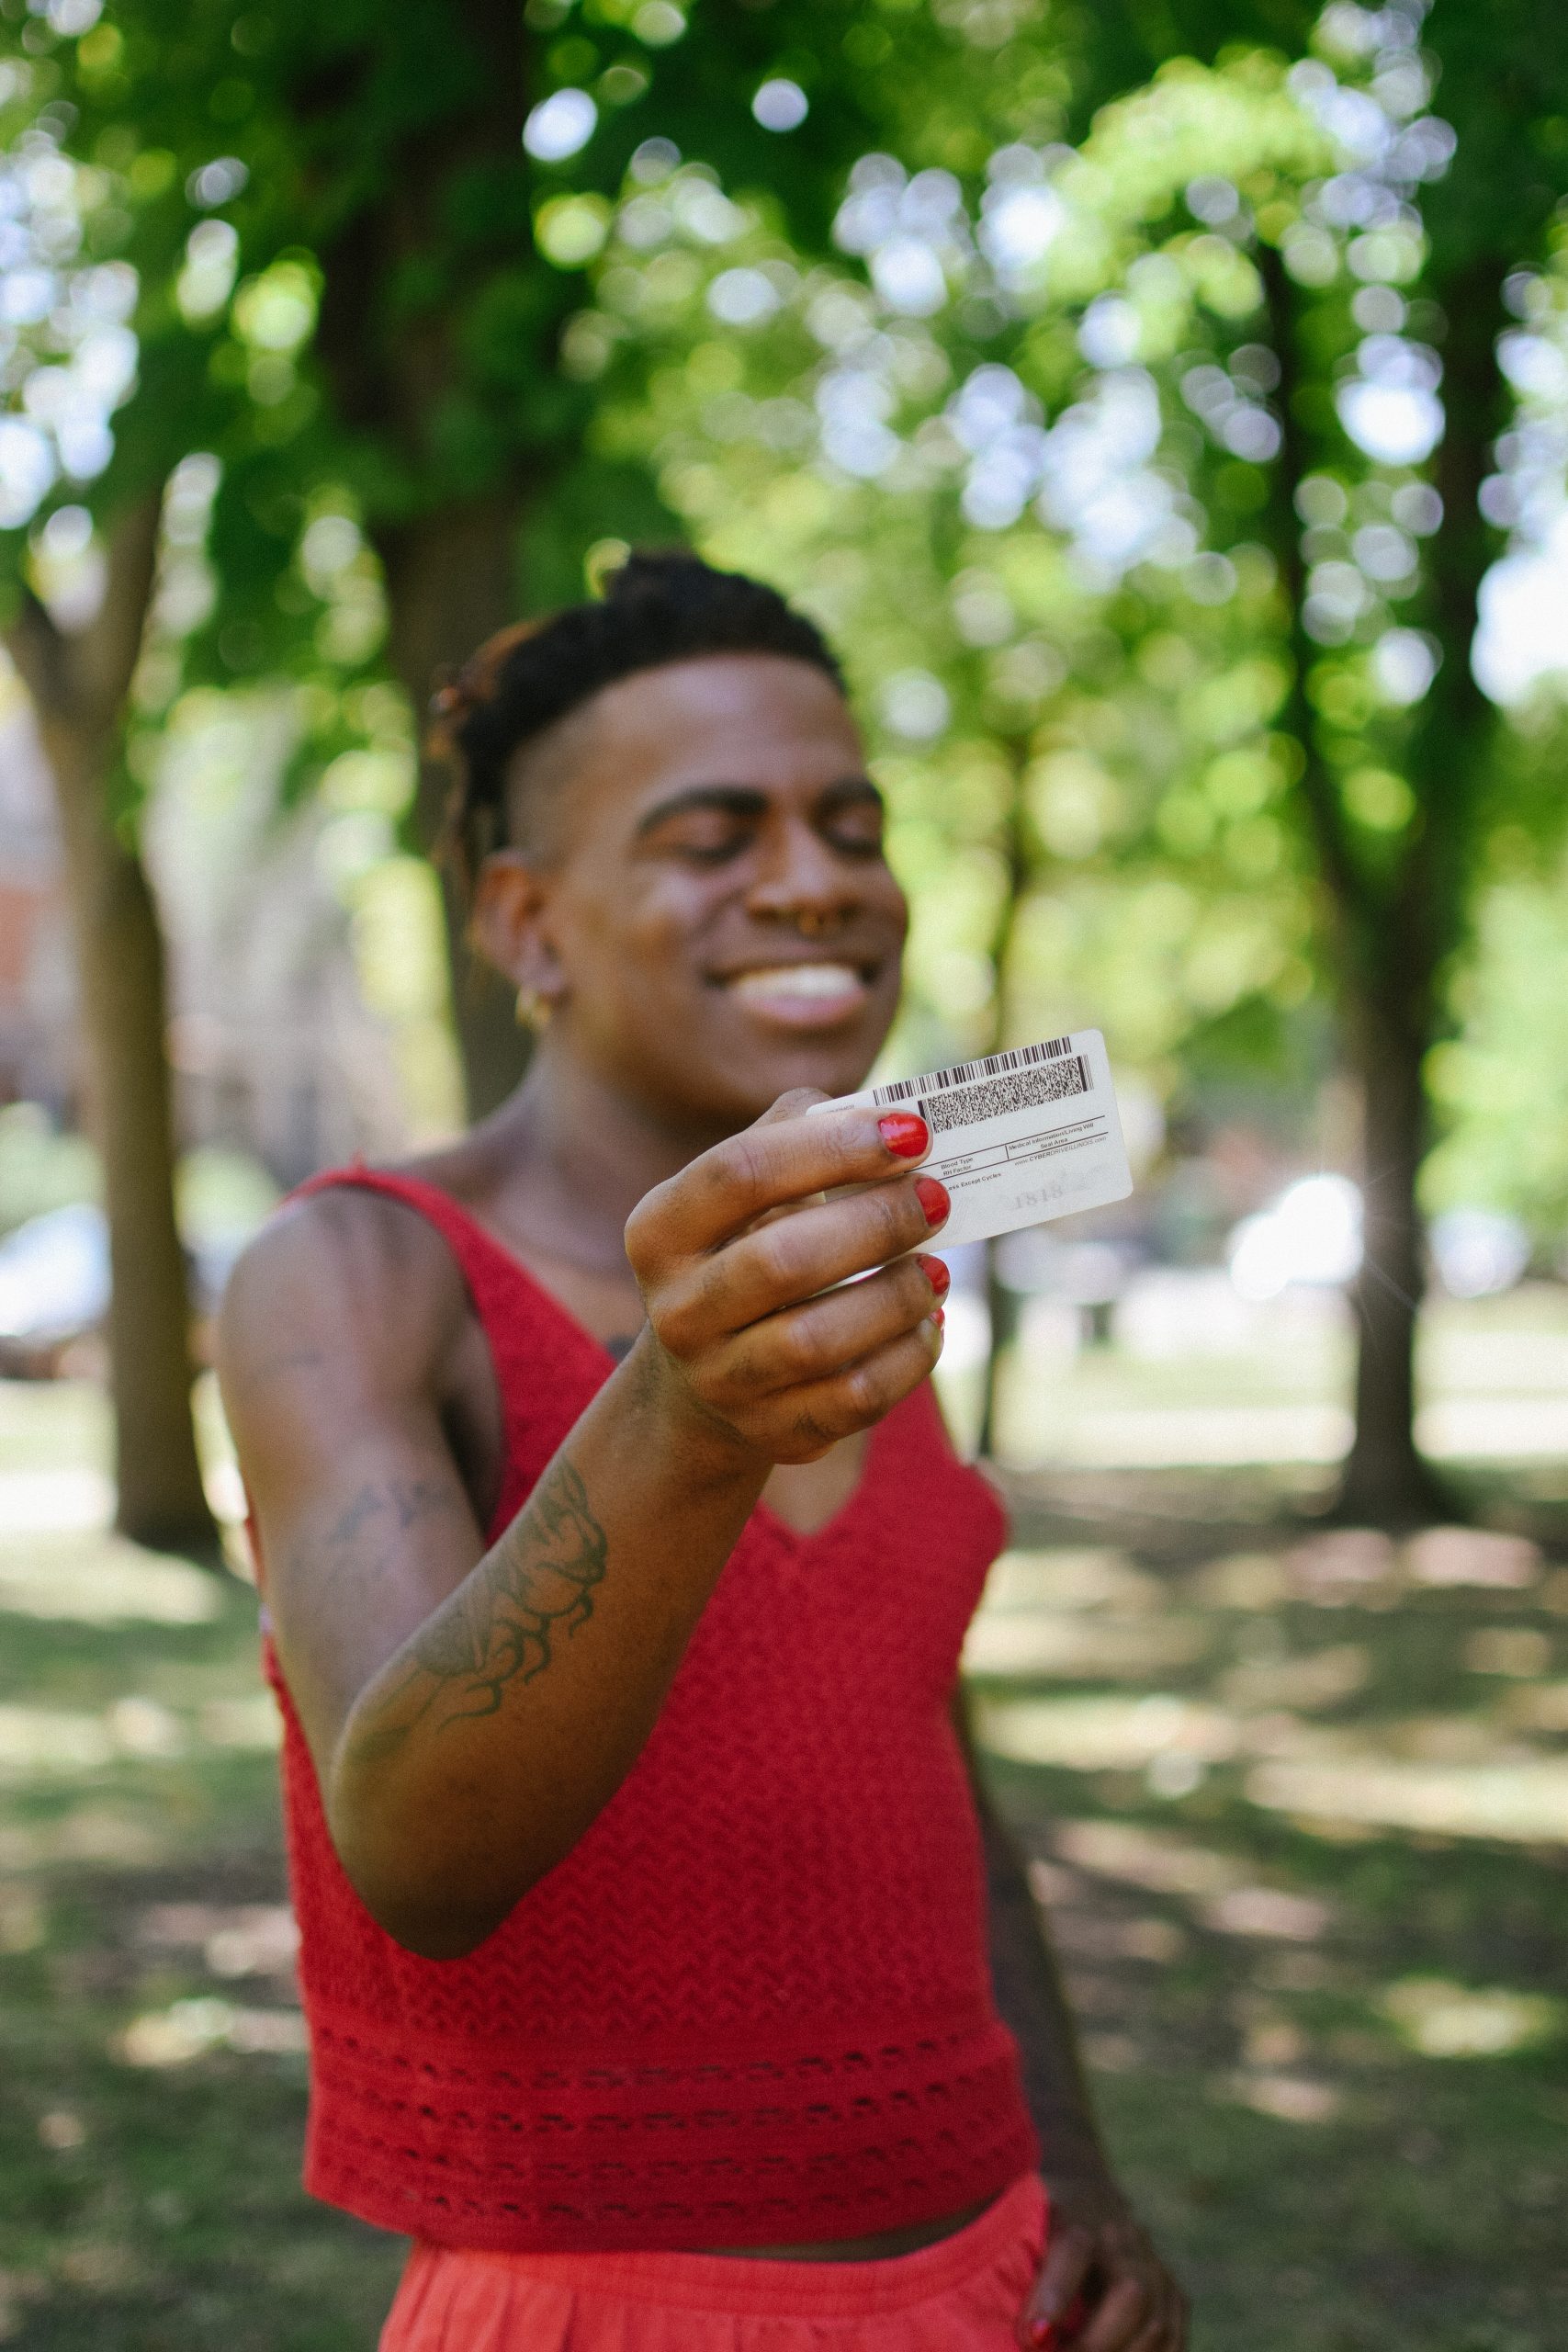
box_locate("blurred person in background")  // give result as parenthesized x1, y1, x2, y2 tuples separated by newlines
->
(219, 554, 1185, 2352)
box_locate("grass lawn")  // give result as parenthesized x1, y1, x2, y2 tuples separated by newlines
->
(980, 1464, 1568, 2352)
(1, 1374, 1565, 2348)
(0, 1380, 400, 2348)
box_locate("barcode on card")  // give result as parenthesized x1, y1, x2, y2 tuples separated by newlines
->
(925, 1055, 1090, 1135)
(872, 1035, 1076, 1108)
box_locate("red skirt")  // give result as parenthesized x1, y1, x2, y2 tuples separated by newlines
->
(380, 2173, 1047, 2348)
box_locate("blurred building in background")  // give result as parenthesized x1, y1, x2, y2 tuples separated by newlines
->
(0, 680, 410, 1190)
(0, 692, 75, 1114)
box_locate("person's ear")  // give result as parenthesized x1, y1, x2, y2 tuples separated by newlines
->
(468, 850, 569, 1015)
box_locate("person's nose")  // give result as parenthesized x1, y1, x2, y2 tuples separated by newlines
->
(744, 815, 860, 932)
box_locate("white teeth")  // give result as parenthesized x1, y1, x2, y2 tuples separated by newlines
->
(728, 962, 863, 1001)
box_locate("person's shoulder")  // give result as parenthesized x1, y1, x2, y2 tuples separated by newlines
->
(233, 1173, 460, 1296)
(219, 1173, 468, 1400)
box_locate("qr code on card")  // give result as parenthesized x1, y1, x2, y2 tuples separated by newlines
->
(925, 1055, 1090, 1136)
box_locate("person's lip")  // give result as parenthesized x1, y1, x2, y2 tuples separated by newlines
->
(716, 959, 874, 1029)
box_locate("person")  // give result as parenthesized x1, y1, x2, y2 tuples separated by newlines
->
(219, 554, 1187, 2352)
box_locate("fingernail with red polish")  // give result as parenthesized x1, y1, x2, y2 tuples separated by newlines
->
(878, 1111, 929, 1159)
(914, 1175, 950, 1228)
(917, 1253, 951, 1297)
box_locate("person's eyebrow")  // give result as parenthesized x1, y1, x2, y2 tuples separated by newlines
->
(818, 776, 885, 819)
(632, 776, 885, 838)
(633, 785, 769, 837)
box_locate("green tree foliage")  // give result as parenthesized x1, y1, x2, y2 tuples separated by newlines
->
(0, 0, 1075, 1536)
(565, 0, 1568, 1518)
(0, 0, 1054, 686)
(5, 0, 1566, 1527)
(572, 56, 1333, 1059)
(0, 0, 1072, 1107)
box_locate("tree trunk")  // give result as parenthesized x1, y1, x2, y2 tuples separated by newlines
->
(1336, 982, 1450, 1525)
(976, 734, 1033, 1461)
(54, 756, 217, 1549)
(976, 1251, 1018, 1462)
(1334, 256, 1507, 1526)
(9, 493, 217, 1555)
(1260, 242, 1460, 1526)
(378, 498, 531, 1123)
(301, 0, 538, 1125)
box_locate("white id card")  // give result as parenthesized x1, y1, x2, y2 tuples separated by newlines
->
(811, 1031, 1132, 1250)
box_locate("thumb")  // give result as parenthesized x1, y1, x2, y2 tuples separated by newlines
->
(755, 1087, 832, 1125)
(1019, 2222, 1094, 2347)
(744, 1091, 835, 1227)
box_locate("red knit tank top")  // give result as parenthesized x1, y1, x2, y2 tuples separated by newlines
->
(260, 1167, 1037, 2254)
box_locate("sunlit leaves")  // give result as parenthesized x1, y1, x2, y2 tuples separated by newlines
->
(569, 36, 1395, 1078)
(1336, 336, 1443, 464)
(186, 155, 247, 209)
(175, 220, 237, 323)
(296, 505, 384, 667)
(523, 86, 598, 162)
(535, 192, 613, 267)
(231, 260, 315, 356)
(1424, 867, 1568, 1234)
(753, 78, 807, 133)
(631, 3, 685, 48)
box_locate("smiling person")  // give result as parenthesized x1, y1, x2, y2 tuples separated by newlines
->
(219, 554, 1186, 2352)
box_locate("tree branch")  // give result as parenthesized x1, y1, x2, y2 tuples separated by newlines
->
(1394, 255, 1509, 970)
(4, 488, 163, 743)
(4, 586, 70, 718)
(78, 487, 164, 726)
(1256, 243, 1376, 935)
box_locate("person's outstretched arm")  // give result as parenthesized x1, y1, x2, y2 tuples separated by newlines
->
(220, 1093, 947, 1960)
(954, 1695, 1188, 2350)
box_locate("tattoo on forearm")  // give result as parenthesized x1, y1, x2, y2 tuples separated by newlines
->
(347, 1456, 608, 1760)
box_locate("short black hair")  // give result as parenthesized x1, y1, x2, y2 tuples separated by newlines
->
(430, 549, 845, 888)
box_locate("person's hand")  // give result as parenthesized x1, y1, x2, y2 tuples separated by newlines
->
(1018, 2172, 1187, 2350)
(623, 1089, 950, 1471)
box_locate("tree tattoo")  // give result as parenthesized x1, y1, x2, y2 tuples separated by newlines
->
(415, 1456, 606, 1720)
(348, 1456, 609, 1760)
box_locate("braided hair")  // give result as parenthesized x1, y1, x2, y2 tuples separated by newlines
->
(429, 550, 846, 890)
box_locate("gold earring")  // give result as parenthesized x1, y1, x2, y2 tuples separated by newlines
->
(515, 988, 551, 1032)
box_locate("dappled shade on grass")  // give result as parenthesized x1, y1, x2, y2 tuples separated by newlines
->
(1, 1378, 1565, 2346)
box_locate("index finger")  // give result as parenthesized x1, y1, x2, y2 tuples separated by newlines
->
(627, 1101, 931, 1272)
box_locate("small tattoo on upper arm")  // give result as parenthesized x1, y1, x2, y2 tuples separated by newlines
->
(321, 1476, 462, 1550)
(252, 1346, 329, 1383)
(286, 1477, 466, 1603)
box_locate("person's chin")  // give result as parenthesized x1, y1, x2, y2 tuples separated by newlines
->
(712, 985, 888, 1106)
